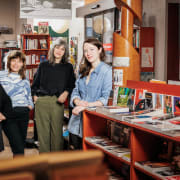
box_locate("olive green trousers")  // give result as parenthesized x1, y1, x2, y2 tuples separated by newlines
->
(35, 96, 64, 153)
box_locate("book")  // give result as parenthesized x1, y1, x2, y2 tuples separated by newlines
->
(152, 93, 164, 111)
(40, 54, 47, 63)
(155, 169, 180, 179)
(135, 161, 171, 172)
(38, 22, 49, 34)
(39, 39, 47, 49)
(96, 106, 129, 113)
(173, 96, 180, 115)
(164, 95, 173, 114)
(111, 122, 131, 147)
(23, 24, 33, 34)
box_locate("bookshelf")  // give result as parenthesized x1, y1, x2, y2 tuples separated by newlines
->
(0, 47, 20, 70)
(20, 34, 50, 83)
(83, 80, 180, 180)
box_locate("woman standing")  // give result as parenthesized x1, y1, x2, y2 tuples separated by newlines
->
(0, 84, 13, 152)
(31, 39, 75, 153)
(68, 38, 112, 150)
(0, 50, 34, 155)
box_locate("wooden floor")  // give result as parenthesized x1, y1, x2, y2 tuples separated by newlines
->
(0, 126, 39, 160)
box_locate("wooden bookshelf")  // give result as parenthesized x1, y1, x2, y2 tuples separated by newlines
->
(20, 34, 50, 83)
(83, 80, 180, 180)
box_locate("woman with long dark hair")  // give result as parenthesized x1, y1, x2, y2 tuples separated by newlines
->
(68, 38, 112, 149)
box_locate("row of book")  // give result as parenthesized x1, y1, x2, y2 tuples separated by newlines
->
(135, 160, 180, 179)
(26, 68, 37, 80)
(133, 28, 140, 49)
(95, 106, 180, 137)
(85, 136, 130, 162)
(21, 38, 48, 50)
(26, 54, 47, 65)
(113, 86, 180, 115)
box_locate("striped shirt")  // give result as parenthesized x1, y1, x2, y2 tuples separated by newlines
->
(0, 70, 34, 108)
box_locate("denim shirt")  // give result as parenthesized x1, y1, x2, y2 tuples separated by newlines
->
(68, 62, 112, 137)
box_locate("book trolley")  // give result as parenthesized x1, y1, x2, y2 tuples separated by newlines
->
(83, 80, 180, 180)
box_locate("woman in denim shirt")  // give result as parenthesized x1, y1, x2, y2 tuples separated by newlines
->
(68, 38, 112, 149)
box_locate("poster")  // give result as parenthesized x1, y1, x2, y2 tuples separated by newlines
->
(20, 0, 71, 19)
(113, 69, 123, 86)
(141, 47, 153, 68)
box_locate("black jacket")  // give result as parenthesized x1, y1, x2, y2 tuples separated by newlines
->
(0, 84, 13, 118)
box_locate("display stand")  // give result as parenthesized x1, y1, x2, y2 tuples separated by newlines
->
(83, 80, 180, 180)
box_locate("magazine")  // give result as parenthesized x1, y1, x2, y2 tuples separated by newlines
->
(38, 22, 49, 34)
(23, 24, 33, 34)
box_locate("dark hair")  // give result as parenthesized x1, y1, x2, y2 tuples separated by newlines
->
(79, 38, 106, 78)
(7, 50, 26, 79)
(48, 38, 68, 64)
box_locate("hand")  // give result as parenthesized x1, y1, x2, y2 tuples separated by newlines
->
(0, 112, 6, 121)
(28, 105, 33, 110)
(72, 106, 86, 115)
(33, 96, 38, 104)
(74, 98, 89, 107)
(57, 91, 69, 104)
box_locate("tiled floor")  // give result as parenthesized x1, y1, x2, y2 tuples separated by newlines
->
(0, 126, 39, 160)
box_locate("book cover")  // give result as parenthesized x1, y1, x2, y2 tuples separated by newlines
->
(38, 22, 49, 34)
(40, 54, 47, 63)
(23, 24, 33, 34)
(173, 97, 180, 115)
(134, 89, 147, 111)
(152, 93, 164, 111)
(111, 122, 131, 148)
(164, 95, 173, 114)
(39, 39, 47, 49)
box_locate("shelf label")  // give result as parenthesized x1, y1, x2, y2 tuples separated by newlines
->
(113, 57, 130, 67)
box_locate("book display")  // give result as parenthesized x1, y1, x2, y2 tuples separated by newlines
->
(20, 34, 50, 82)
(83, 80, 180, 180)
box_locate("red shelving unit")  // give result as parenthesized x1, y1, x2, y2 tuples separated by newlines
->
(83, 80, 180, 180)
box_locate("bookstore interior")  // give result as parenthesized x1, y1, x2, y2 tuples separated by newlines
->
(0, 0, 179, 179)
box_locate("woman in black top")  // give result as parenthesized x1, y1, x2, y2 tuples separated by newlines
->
(0, 84, 13, 151)
(32, 39, 75, 153)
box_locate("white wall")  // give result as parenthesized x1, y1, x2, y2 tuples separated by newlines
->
(142, 0, 167, 81)
(69, 0, 85, 66)
(0, 0, 25, 43)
